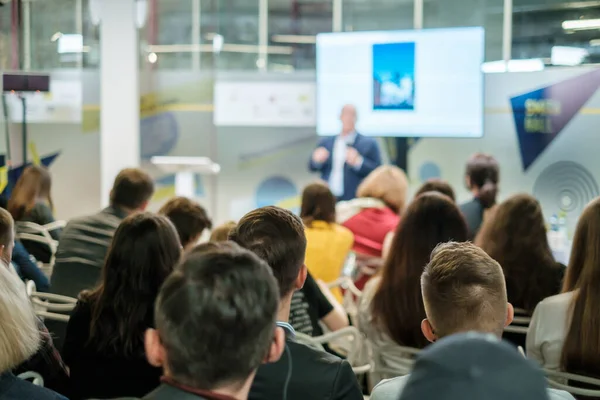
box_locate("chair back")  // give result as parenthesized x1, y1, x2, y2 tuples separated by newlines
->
(327, 277, 362, 324)
(504, 307, 531, 334)
(28, 284, 77, 323)
(545, 369, 600, 397)
(50, 259, 101, 298)
(294, 326, 371, 375)
(16, 221, 66, 276)
(17, 371, 44, 387)
(369, 341, 421, 387)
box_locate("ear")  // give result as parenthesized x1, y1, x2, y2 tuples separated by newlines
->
(421, 319, 437, 343)
(465, 175, 472, 189)
(505, 302, 515, 327)
(145, 329, 167, 368)
(264, 326, 285, 364)
(0, 244, 5, 260)
(139, 201, 149, 211)
(295, 264, 308, 290)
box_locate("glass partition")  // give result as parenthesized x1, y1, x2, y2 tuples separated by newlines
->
(343, 0, 413, 32)
(30, 0, 78, 69)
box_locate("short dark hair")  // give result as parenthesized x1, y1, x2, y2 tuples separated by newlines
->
(159, 197, 212, 248)
(109, 168, 155, 210)
(156, 241, 279, 390)
(415, 179, 455, 202)
(0, 209, 13, 248)
(421, 241, 507, 338)
(229, 206, 306, 298)
(300, 181, 337, 225)
(465, 153, 499, 209)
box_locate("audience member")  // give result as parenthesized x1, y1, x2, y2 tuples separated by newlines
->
(398, 333, 568, 400)
(337, 165, 407, 289)
(52, 168, 154, 297)
(0, 264, 68, 400)
(159, 197, 212, 250)
(528, 197, 600, 380)
(135, 241, 284, 400)
(229, 206, 363, 400)
(0, 197, 50, 292)
(414, 178, 456, 201)
(459, 153, 499, 239)
(477, 194, 564, 314)
(370, 241, 573, 400)
(300, 181, 353, 302)
(358, 193, 467, 361)
(209, 221, 237, 242)
(62, 213, 181, 400)
(289, 271, 349, 337)
(8, 165, 60, 263)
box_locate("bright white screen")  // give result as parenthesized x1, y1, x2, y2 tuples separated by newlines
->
(316, 27, 484, 137)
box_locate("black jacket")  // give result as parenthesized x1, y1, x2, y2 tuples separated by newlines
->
(139, 384, 236, 400)
(249, 338, 363, 400)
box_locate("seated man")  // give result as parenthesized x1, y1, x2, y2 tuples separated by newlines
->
(51, 168, 154, 297)
(370, 241, 573, 400)
(140, 241, 284, 400)
(229, 206, 363, 400)
(158, 197, 212, 250)
(399, 333, 554, 400)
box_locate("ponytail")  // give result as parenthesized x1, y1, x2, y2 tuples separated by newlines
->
(477, 180, 497, 209)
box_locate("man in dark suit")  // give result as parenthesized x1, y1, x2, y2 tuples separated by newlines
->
(230, 206, 364, 400)
(138, 242, 285, 400)
(309, 104, 382, 201)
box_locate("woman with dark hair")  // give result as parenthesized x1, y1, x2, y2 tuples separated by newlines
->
(476, 194, 565, 314)
(62, 212, 181, 400)
(301, 181, 353, 293)
(528, 198, 600, 381)
(459, 153, 499, 239)
(358, 193, 468, 362)
(8, 165, 60, 263)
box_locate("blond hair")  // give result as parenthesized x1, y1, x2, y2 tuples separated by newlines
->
(0, 265, 39, 372)
(356, 165, 408, 214)
(210, 221, 237, 242)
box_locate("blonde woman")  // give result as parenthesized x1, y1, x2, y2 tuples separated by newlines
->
(0, 265, 68, 399)
(337, 165, 408, 289)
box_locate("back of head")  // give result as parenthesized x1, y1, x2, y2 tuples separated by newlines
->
(476, 194, 554, 313)
(300, 181, 337, 226)
(372, 193, 468, 348)
(0, 265, 39, 372)
(400, 333, 548, 400)
(109, 168, 155, 210)
(159, 197, 213, 248)
(465, 153, 499, 209)
(8, 165, 53, 220)
(421, 242, 508, 338)
(209, 221, 237, 242)
(356, 165, 408, 214)
(561, 197, 600, 377)
(229, 206, 306, 298)
(415, 178, 455, 202)
(0, 208, 14, 250)
(84, 212, 182, 355)
(155, 241, 279, 390)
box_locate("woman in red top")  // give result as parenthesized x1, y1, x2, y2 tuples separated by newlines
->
(336, 165, 408, 289)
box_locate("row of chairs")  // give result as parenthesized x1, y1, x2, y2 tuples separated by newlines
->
(16, 220, 66, 278)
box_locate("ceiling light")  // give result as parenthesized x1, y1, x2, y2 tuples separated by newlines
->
(562, 19, 600, 31)
(271, 34, 317, 44)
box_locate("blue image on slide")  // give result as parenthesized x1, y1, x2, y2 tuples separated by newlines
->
(373, 42, 416, 111)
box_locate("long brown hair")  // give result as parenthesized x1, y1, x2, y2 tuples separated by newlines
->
(561, 198, 600, 377)
(476, 194, 560, 313)
(81, 212, 181, 356)
(371, 192, 468, 348)
(8, 166, 54, 221)
(465, 153, 499, 209)
(300, 181, 336, 226)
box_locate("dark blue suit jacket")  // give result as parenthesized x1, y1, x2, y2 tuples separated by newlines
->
(308, 133, 382, 201)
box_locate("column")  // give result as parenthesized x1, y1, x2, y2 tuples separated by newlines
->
(100, 0, 140, 207)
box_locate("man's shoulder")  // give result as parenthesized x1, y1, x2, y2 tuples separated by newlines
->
(287, 340, 349, 369)
(370, 375, 410, 400)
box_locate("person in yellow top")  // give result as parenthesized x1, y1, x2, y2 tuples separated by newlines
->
(300, 181, 354, 303)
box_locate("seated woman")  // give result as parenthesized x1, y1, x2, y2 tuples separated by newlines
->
(62, 213, 181, 400)
(8, 166, 61, 263)
(0, 263, 67, 400)
(459, 153, 499, 240)
(301, 181, 354, 302)
(337, 165, 408, 289)
(358, 193, 468, 375)
(477, 194, 564, 314)
(527, 197, 600, 380)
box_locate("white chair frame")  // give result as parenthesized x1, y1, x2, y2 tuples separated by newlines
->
(27, 280, 77, 322)
(545, 369, 600, 397)
(16, 220, 66, 277)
